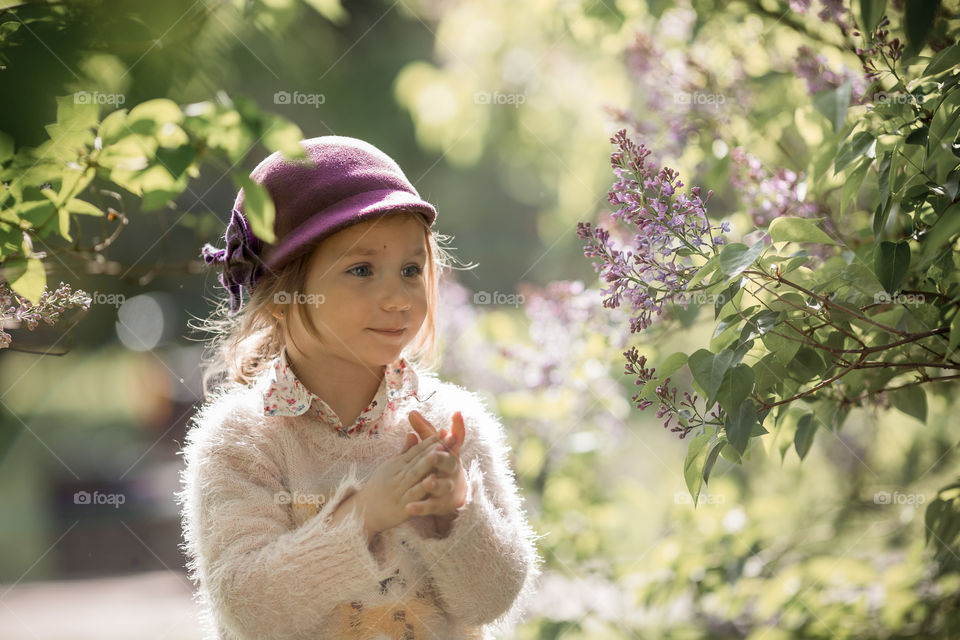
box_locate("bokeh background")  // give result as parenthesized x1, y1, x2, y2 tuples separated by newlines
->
(2, 0, 959, 638)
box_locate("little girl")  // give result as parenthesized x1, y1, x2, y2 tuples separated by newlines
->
(176, 136, 542, 640)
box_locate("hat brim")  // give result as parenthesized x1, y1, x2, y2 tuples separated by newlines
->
(262, 189, 437, 273)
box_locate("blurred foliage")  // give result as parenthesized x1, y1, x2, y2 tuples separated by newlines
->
(436, 277, 960, 638)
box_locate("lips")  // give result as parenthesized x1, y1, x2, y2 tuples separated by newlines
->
(369, 328, 405, 334)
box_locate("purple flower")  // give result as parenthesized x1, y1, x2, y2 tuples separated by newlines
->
(1, 281, 92, 349)
(578, 129, 727, 334)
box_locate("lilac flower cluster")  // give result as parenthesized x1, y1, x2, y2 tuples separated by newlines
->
(794, 45, 867, 103)
(577, 129, 728, 333)
(729, 147, 820, 228)
(854, 16, 905, 82)
(623, 346, 711, 438)
(791, 0, 854, 34)
(0, 280, 92, 349)
(615, 30, 747, 161)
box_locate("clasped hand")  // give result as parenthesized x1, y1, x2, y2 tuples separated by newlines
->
(358, 410, 468, 535)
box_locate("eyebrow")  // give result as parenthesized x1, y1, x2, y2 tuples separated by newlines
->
(342, 246, 426, 259)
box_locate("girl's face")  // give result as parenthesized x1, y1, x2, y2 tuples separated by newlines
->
(286, 213, 429, 370)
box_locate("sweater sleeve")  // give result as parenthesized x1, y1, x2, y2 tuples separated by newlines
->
(403, 397, 543, 630)
(176, 405, 404, 639)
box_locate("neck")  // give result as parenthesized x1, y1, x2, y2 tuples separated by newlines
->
(285, 347, 387, 428)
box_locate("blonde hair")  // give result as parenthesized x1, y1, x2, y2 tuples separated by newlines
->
(189, 211, 470, 401)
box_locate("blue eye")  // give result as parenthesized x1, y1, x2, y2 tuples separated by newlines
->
(347, 265, 373, 277)
(403, 265, 424, 278)
(346, 264, 424, 278)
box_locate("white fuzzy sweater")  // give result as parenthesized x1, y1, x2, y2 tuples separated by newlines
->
(175, 365, 543, 639)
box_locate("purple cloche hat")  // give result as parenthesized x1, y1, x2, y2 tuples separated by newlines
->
(200, 136, 438, 315)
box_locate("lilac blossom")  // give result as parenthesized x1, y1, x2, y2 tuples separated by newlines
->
(577, 129, 728, 334)
(729, 147, 820, 228)
(795, 45, 867, 103)
(623, 346, 720, 438)
(435, 276, 636, 449)
(1, 280, 92, 349)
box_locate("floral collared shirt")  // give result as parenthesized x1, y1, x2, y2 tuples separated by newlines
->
(261, 347, 422, 437)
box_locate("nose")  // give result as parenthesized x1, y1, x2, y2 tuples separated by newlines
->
(381, 275, 413, 311)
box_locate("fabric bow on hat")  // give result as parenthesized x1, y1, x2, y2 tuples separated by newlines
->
(200, 208, 266, 315)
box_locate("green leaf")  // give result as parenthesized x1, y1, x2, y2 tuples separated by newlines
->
(688, 348, 737, 406)
(262, 117, 307, 159)
(233, 174, 277, 243)
(657, 351, 688, 379)
(860, 0, 887, 34)
(4, 257, 47, 304)
(874, 240, 912, 294)
(813, 80, 852, 132)
(715, 364, 755, 415)
(66, 198, 105, 217)
(718, 241, 764, 278)
(916, 202, 960, 268)
(794, 413, 817, 460)
(761, 329, 802, 366)
(724, 398, 757, 455)
(874, 151, 893, 240)
(835, 131, 877, 174)
(947, 310, 960, 358)
(683, 431, 712, 505)
(127, 98, 184, 135)
(903, 0, 940, 60)
(891, 385, 928, 423)
(702, 438, 725, 485)
(923, 43, 960, 77)
(768, 217, 837, 245)
(686, 254, 719, 289)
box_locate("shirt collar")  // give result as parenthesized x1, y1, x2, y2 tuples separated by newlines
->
(261, 346, 421, 437)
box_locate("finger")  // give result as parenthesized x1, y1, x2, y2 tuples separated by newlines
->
(400, 432, 419, 454)
(407, 410, 438, 442)
(422, 474, 453, 497)
(400, 433, 442, 464)
(408, 444, 456, 480)
(452, 412, 466, 449)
